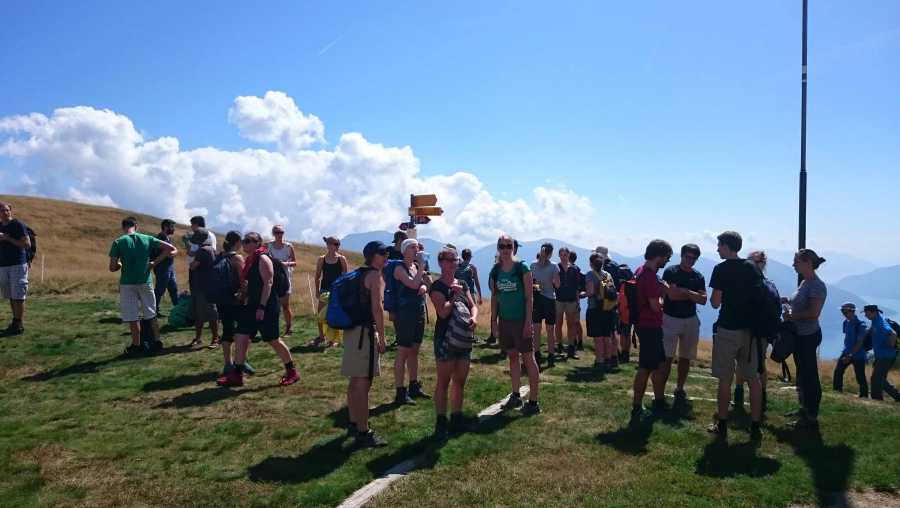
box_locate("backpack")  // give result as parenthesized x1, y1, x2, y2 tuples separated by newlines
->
(264, 253, 290, 299)
(593, 270, 618, 312)
(447, 297, 476, 351)
(207, 252, 237, 305)
(9, 220, 36, 264)
(167, 294, 194, 328)
(889, 319, 900, 353)
(619, 272, 641, 326)
(454, 262, 475, 292)
(752, 278, 782, 341)
(382, 259, 406, 314)
(327, 268, 372, 330)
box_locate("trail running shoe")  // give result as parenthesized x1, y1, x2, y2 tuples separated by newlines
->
(502, 393, 523, 410)
(521, 400, 541, 416)
(216, 371, 243, 387)
(355, 430, 388, 449)
(280, 369, 300, 386)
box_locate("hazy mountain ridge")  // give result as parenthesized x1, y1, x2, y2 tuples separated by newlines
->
(836, 265, 900, 300)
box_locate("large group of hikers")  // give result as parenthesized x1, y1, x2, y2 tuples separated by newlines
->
(1, 200, 898, 450)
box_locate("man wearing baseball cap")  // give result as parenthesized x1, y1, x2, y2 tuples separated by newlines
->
(834, 303, 868, 398)
(863, 304, 900, 402)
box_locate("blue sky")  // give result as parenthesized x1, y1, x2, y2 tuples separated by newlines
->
(1, 1, 899, 265)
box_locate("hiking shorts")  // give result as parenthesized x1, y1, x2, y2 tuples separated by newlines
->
(434, 331, 472, 362)
(635, 326, 666, 370)
(342, 325, 380, 378)
(395, 311, 425, 347)
(119, 283, 157, 323)
(586, 307, 616, 338)
(191, 288, 219, 323)
(712, 327, 758, 381)
(662, 314, 700, 360)
(235, 303, 280, 342)
(532, 293, 556, 324)
(0, 263, 28, 300)
(555, 300, 579, 321)
(499, 319, 533, 353)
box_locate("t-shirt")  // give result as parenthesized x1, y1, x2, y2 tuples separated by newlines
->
(0, 219, 28, 267)
(842, 318, 867, 361)
(556, 263, 582, 302)
(662, 265, 706, 319)
(189, 245, 216, 291)
(869, 314, 897, 360)
(109, 233, 162, 285)
(709, 258, 762, 330)
(154, 232, 174, 271)
(585, 269, 615, 311)
(529, 261, 559, 300)
(789, 276, 827, 335)
(186, 231, 216, 264)
(635, 264, 663, 328)
(492, 261, 530, 321)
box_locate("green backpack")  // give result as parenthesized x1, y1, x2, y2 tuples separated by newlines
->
(167, 295, 194, 328)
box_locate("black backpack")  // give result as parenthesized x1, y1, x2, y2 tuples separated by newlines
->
(264, 253, 290, 299)
(752, 278, 782, 341)
(11, 220, 36, 264)
(208, 252, 237, 305)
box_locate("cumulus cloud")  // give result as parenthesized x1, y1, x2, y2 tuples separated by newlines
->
(0, 91, 601, 247)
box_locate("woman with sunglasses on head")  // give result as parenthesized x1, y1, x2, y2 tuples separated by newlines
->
(429, 246, 477, 439)
(217, 232, 299, 387)
(314, 236, 348, 347)
(267, 225, 297, 336)
(489, 235, 540, 416)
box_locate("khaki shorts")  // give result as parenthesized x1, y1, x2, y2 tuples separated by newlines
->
(662, 314, 700, 360)
(0, 264, 29, 300)
(711, 327, 758, 381)
(341, 325, 381, 378)
(119, 283, 157, 323)
(555, 300, 579, 321)
(499, 319, 533, 353)
(192, 289, 219, 322)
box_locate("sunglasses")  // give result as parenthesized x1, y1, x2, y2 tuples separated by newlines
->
(241, 238, 258, 245)
(498, 244, 513, 250)
(441, 257, 459, 263)
(375, 248, 388, 256)
(273, 231, 284, 235)
(330, 242, 341, 247)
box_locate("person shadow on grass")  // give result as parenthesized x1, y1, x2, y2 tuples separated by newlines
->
(695, 440, 781, 478)
(768, 424, 854, 507)
(595, 415, 656, 456)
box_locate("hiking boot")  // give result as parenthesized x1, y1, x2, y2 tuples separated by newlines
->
(750, 421, 763, 442)
(486, 334, 497, 345)
(409, 380, 430, 399)
(566, 344, 579, 360)
(242, 361, 256, 375)
(394, 387, 415, 406)
(502, 392, 523, 410)
(280, 369, 300, 386)
(3, 322, 24, 336)
(606, 359, 620, 373)
(629, 405, 648, 426)
(216, 371, 243, 387)
(651, 398, 670, 414)
(124, 344, 144, 357)
(576, 339, 585, 351)
(354, 429, 388, 449)
(449, 412, 469, 435)
(346, 423, 359, 438)
(707, 420, 728, 441)
(786, 416, 819, 430)
(546, 354, 556, 368)
(555, 343, 564, 355)
(534, 349, 543, 365)
(521, 400, 541, 416)
(732, 384, 745, 408)
(434, 415, 449, 441)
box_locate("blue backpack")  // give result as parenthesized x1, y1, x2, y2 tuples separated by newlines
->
(327, 268, 372, 330)
(208, 252, 237, 305)
(382, 259, 405, 314)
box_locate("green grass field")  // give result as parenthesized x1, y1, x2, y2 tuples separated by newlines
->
(1, 295, 898, 508)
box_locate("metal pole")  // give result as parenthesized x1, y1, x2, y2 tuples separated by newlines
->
(41, 254, 45, 283)
(798, 0, 808, 287)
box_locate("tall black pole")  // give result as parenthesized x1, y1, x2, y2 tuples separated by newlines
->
(798, 0, 808, 286)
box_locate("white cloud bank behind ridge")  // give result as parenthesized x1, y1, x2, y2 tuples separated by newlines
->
(0, 90, 602, 248)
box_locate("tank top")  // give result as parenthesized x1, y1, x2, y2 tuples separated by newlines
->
(266, 242, 293, 270)
(246, 257, 279, 309)
(320, 257, 343, 292)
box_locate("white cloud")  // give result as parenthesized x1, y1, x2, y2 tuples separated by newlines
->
(228, 91, 325, 152)
(0, 91, 601, 247)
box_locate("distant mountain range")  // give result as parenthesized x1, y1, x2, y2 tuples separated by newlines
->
(341, 231, 894, 358)
(836, 265, 900, 301)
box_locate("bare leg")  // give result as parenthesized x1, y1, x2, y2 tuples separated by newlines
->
(408, 343, 420, 382)
(209, 320, 219, 341)
(233, 335, 251, 364)
(717, 377, 733, 420)
(11, 299, 24, 323)
(268, 339, 294, 364)
(523, 352, 540, 401)
(508, 351, 521, 393)
(350, 378, 373, 432)
(395, 347, 409, 388)
(650, 364, 666, 400)
(150, 317, 161, 340)
(434, 362, 453, 415)
(451, 361, 470, 412)
(281, 295, 293, 332)
(594, 337, 604, 364)
(633, 368, 651, 406)
(676, 358, 691, 391)
(128, 321, 140, 346)
(662, 357, 675, 390)
(316, 300, 325, 339)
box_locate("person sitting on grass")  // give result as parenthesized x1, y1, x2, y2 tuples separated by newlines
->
(216, 232, 299, 388)
(429, 246, 478, 439)
(108, 216, 177, 356)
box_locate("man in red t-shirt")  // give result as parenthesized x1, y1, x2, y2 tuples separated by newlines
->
(630, 240, 673, 425)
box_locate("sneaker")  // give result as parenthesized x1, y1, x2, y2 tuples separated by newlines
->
(786, 416, 819, 430)
(207, 338, 221, 349)
(124, 344, 144, 357)
(216, 371, 244, 387)
(311, 336, 325, 347)
(189, 337, 203, 347)
(280, 369, 300, 386)
(629, 405, 647, 425)
(502, 393, 523, 410)
(394, 387, 416, 406)
(242, 361, 256, 375)
(409, 380, 431, 399)
(3, 322, 24, 336)
(651, 398, 670, 414)
(355, 430, 388, 449)
(566, 344, 579, 360)
(521, 400, 541, 416)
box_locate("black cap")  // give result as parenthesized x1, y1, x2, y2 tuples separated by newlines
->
(863, 304, 883, 314)
(363, 241, 387, 262)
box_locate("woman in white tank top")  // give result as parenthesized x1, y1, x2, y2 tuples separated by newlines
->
(268, 225, 297, 335)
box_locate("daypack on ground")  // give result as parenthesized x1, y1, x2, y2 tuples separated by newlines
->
(208, 252, 237, 304)
(327, 268, 371, 330)
(167, 294, 194, 328)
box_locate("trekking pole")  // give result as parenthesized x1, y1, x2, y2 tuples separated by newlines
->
(41, 255, 45, 283)
(306, 273, 316, 315)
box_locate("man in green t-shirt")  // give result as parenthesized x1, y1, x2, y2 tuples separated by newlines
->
(490, 234, 541, 416)
(108, 216, 177, 356)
